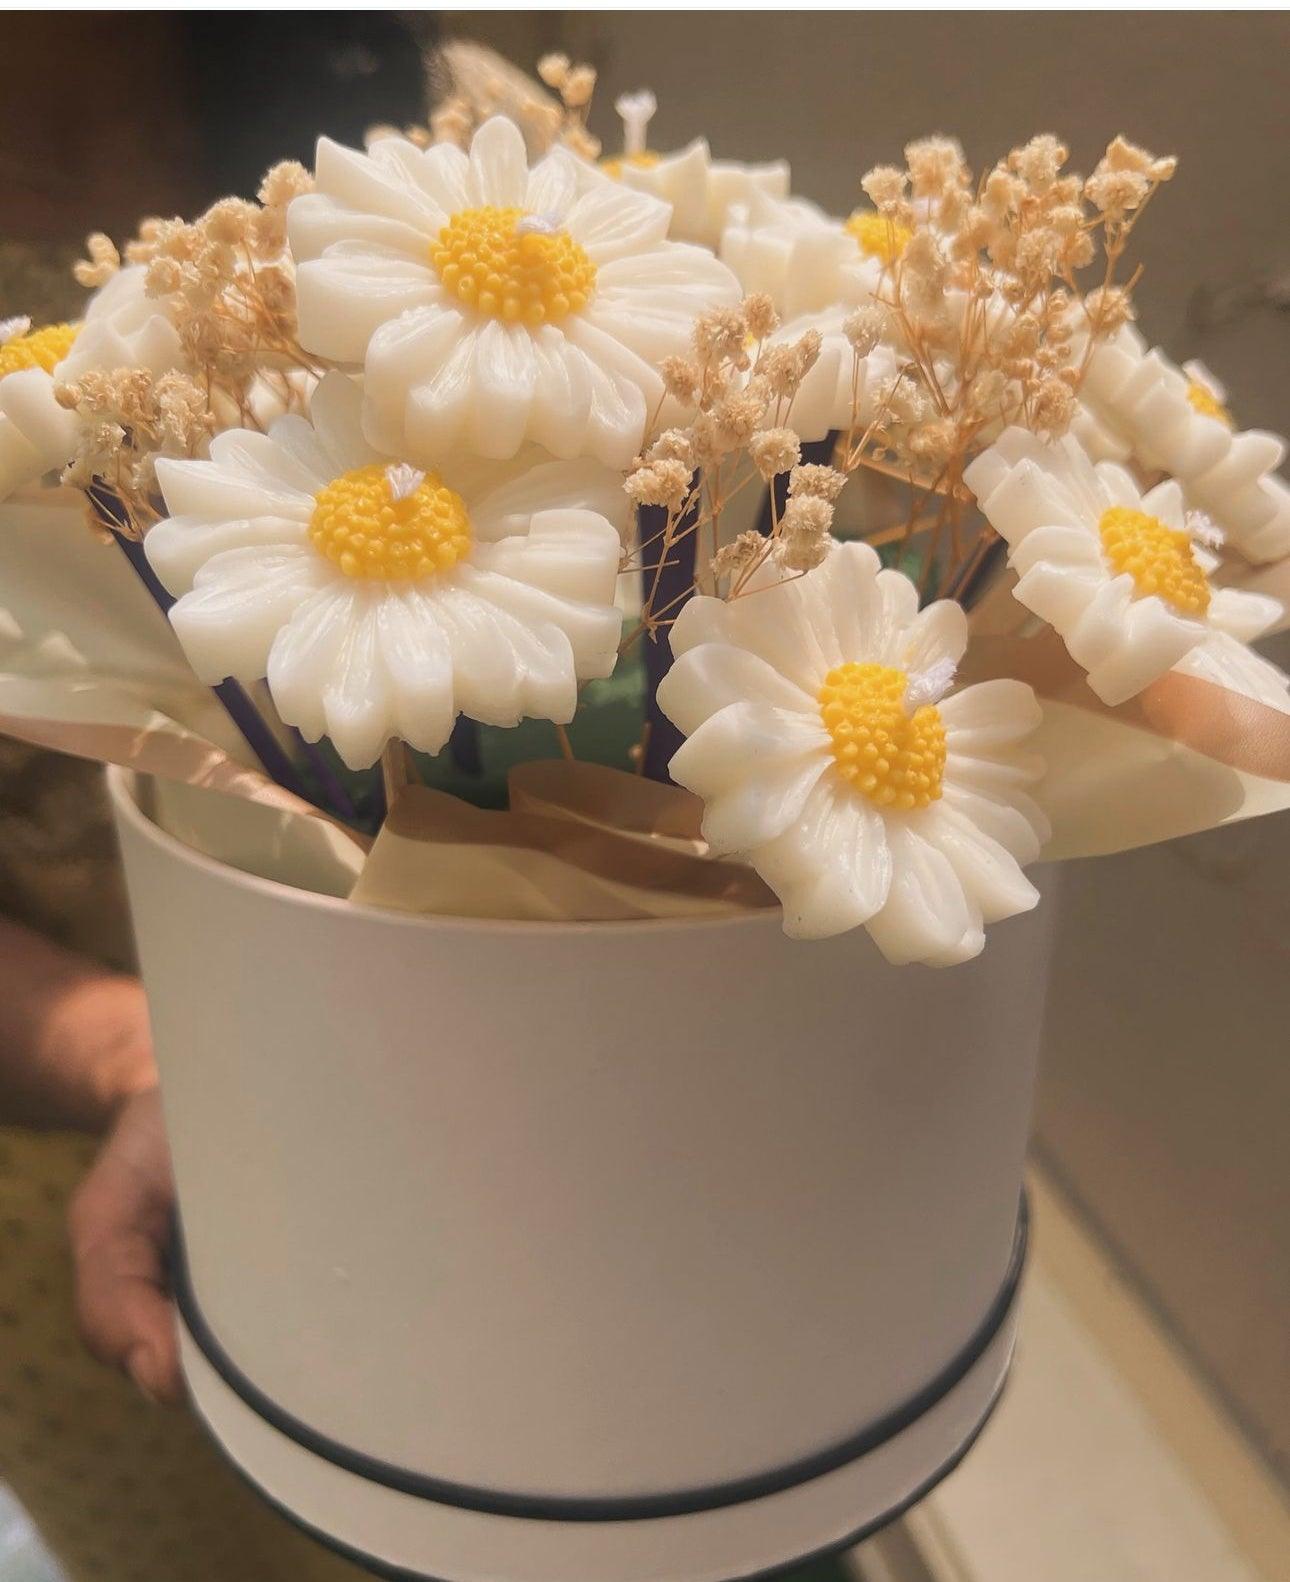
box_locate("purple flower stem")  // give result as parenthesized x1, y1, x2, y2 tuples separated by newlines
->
(289, 727, 359, 821)
(448, 715, 483, 775)
(638, 496, 698, 784)
(754, 431, 837, 537)
(111, 530, 313, 804)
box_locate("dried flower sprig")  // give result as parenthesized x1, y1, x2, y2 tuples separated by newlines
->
(56, 368, 215, 538)
(411, 41, 600, 160)
(626, 294, 833, 638)
(60, 162, 319, 536)
(832, 131, 1177, 601)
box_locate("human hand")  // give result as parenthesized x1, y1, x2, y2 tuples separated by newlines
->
(68, 1086, 184, 1404)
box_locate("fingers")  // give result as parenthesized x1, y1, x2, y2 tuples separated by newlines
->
(68, 1088, 185, 1404)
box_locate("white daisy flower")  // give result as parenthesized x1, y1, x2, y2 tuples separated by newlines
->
(719, 190, 853, 318)
(965, 427, 1289, 709)
(145, 373, 625, 769)
(0, 317, 80, 501)
(55, 264, 185, 384)
(602, 88, 793, 250)
(719, 193, 916, 322)
(1, 268, 190, 501)
(1075, 326, 1290, 564)
(287, 116, 741, 469)
(656, 543, 1048, 962)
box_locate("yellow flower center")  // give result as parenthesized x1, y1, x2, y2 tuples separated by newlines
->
(430, 205, 597, 326)
(845, 211, 912, 266)
(1098, 505, 1210, 616)
(0, 321, 79, 378)
(817, 662, 946, 810)
(600, 151, 662, 179)
(1186, 380, 1232, 428)
(309, 463, 472, 582)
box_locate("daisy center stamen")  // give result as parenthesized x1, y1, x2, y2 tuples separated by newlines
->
(817, 662, 947, 810)
(0, 321, 78, 378)
(309, 462, 472, 581)
(1097, 505, 1211, 616)
(1185, 380, 1233, 428)
(431, 205, 596, 326)
(845, 211, 912, 266)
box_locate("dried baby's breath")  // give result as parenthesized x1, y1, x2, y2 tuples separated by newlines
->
(59, 161, 320, 535)
(829, 127, 1177, 600)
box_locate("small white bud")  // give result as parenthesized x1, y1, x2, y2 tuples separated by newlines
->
(385, 463, 425, 501)
(1186, 510, 1225, 551)
(614, 89, 657, 157)
(516, 213, 560, 237)
(0, 315, 32, 346)
(905, 657, 957, 709)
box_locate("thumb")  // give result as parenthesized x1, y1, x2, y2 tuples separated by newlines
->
(68, 1088, 183, 1404)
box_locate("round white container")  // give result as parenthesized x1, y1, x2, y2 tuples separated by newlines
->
(110, 769, 1051, 1582)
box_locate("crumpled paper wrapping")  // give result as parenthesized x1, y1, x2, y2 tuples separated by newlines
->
(350, 766, 775, 920)
(0, 496, 368, 866)
(963, 629, 1290, 859)
(4, 491, 1290, 914)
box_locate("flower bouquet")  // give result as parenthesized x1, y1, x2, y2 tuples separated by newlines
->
(3, 44, 1289, 1582)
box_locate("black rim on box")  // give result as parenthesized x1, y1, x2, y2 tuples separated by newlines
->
(169, 1191, 1028, 1524)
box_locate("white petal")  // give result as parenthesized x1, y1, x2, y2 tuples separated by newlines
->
(169, 547, 328, 684)
(1173, 633, 1290, 714)
(454, 560, 621, 685)
(255, 415, 337, 490)
(369, 317, 480, 464)
(815, 540, 884, 661)
(1070, 578, 1203, 704)
(362, 302, 473, 459)
(305, 371, 379, 475)
(665, 703, 831, 855)
(865, 821, 979, 966)
(145, 512, 308, 597)
(373, 590, 457, 753)
(525, 147, 579, 219)
(467, 320, 539, 458)
(265, 583, 359, 743)
(288, 191, 431, 265)
(656, 642, 815, 738)
(942, 780, 1049, 865)
(753, 777, 894, 938)
(0, 367, 77, 465)
(464, 454, 629, 542)
(919, 802, 1041, 926)
(896, 598, 968, 673)
(667, 700, 829, 803)
(295, 254, 440, 364)
(154, 456, 313, 524)
(472, 508, 621, 607)
(427, 579, 576, 727)
(467, 116, 529, 208)
(312, 136, 440, 231)
(938, 679, 1043, 752)
(564, 179, 671, 261)
(1207, 586, 1281, 645)
(558, 322, 655, 466)
(321, 597, 395, 769)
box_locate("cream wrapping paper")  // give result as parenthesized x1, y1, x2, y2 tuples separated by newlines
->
(0, 495, 369, 859)
(351, 773, 776, 921)
(963, 631, 1290, 859)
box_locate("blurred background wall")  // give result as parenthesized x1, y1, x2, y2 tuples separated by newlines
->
(1, 4, 1287, 1487)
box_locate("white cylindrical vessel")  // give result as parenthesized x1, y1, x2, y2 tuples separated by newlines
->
(110, 769, 1050, 1582)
